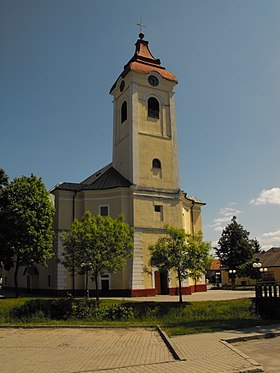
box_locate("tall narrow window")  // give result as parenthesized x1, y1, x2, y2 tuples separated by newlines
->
(154, 205, 163, 221)
(121, 101, 127, 123)
(148, 97, 159, 119)
(152, 158, 161, 169)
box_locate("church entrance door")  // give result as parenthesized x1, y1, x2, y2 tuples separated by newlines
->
(101, 273, 110, 296)
(155, 271, 169, 295)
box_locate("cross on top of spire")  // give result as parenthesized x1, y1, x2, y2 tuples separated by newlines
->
(137, 19, 146, 39)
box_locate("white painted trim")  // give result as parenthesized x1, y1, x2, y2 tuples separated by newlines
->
(112, 97, 117, 149)
(131, 82, 139, 185)
(83, 195, 130, 202)
(169, 91, 180, 190)
(99, 204, 109, 216)
(131, 229, 144, 289)
(58, 195, 130, 202)
(98, 272, 111, 289)
(143, 91, 164, 106)
(152, 270, 155, 288)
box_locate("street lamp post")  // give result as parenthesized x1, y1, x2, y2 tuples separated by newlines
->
(253, 261, 267, 283)
(228, 269, 236, 289)
(81, 262, 92, 298)
(215, 271, 220, 287)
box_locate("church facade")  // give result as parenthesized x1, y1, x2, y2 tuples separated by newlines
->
(4, 33, 206, 296)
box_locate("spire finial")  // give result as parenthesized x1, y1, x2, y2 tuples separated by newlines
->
(137, 19, 146, 39)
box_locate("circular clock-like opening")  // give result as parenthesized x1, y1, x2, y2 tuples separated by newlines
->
(148, 75, 159, 87)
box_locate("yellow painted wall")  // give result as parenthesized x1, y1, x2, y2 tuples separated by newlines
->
(54, 188, 133, 232)
(133, 192, 182, 229)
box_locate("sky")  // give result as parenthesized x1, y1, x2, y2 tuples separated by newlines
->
(1, 0, 280, 251)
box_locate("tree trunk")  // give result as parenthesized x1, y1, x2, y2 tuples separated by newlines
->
(72, 266, 75, 296)
(178, 268, 183, 303)
(95, 272, 99, 303)
(14, 257, 20, 298)
(85, 269, 89, 298)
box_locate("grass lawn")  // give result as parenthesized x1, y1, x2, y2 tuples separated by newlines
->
(0, 297, 274, 336)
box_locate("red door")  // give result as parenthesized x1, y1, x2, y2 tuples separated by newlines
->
(155, 271, 161, 295)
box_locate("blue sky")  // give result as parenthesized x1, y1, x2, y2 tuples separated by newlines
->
(1, 0, 280, 250)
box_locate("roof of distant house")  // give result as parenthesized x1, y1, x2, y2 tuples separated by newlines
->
(254, 247, 280, 267)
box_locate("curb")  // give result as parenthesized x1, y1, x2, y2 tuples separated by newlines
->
(221, 340, 264, 373)
(0, 324, 156, 329)
(221, 330, 280, 373)
(223, 330, 280, 344)
(156, 326, 186, 361)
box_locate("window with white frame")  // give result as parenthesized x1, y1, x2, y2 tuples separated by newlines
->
(100, 273, 110, 293)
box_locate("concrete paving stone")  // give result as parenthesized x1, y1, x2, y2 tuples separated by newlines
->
(86, 361, 190, 373)
(232, 336, 280, 373)
(0, 328, 174, 373)
(2, 324, 280, 372)
(170, 332, 263, 373)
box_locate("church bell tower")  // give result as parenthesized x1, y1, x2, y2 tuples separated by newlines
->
(110, 32, 180, 192)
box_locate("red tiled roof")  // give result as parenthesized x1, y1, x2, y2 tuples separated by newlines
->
(110, 36, 177, 93)
(210, 259, 221, 271)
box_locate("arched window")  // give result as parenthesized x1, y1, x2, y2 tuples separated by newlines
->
(148, 97, 159, 119)
(121, 101, 127, 123)
(152, 158, 161, 169)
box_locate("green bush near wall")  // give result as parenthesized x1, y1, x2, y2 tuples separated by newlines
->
(10, 298, 135, 321)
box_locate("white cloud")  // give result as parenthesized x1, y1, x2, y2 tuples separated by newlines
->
(257, 229, 280, 251)
(250, 188, 280, 205)
(262, 230, 280, 238)
(210, 204, 241, 233)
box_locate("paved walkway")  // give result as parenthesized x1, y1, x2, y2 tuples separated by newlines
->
(108, 289, 256, 303)
(232, 336, 280, 373)
(1, 324, 280, 372)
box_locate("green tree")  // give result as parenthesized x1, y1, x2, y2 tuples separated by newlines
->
(60, 219, 81, 296)
(148, 226, 211, 303)
(250, 238, 262, 254)
(237, 259, 262, 281)
(61, 211, 134, 301)
(0, 169, 9, 188)
(215, 216, 259, 287)
(0, 169, 13, 270)
(0, 174, 55, 297)
(186, 232, 212, 291)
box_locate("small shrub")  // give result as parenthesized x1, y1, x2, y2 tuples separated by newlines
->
(69, 299, 98, 319)
(103, 303, 134, 321)
(10, 299, 97, 320)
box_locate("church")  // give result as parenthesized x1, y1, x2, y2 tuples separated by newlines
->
(5, 31, 206, 296)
